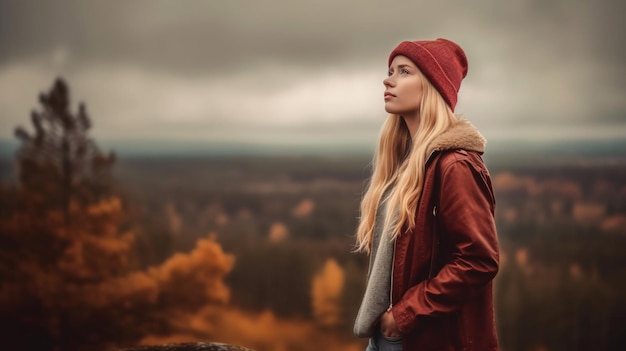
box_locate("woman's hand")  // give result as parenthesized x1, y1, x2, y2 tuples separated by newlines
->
(380, 309, 401, 338)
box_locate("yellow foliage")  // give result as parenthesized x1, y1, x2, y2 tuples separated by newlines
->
(311, 258, 345, 327)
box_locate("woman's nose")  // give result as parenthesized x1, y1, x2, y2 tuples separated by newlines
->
(383, 77, 393, 88)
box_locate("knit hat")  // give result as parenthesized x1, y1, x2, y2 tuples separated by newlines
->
(388, 38, 468, 111)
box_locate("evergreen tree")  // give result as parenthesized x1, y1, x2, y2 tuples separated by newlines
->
(13, 77, 115, 230)
(1, 78, 132, 350)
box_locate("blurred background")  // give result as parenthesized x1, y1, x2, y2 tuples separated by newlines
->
(0, 1, 624, 350)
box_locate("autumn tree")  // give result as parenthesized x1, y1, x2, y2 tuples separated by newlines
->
(311, 258, 345, 328)
(0, 78, 133, 350)
(0, 78, 237, 351)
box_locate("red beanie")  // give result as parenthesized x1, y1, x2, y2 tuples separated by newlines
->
(388, 38, 468, 111)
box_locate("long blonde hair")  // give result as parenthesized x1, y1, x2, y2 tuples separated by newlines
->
(355, 70, 460, 253)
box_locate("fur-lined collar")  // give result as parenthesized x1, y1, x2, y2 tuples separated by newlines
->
(427, 119, 486, 156)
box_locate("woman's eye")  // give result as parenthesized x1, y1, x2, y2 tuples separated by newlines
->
(387, 70, 393, 77)
(401, 69, 409, 75)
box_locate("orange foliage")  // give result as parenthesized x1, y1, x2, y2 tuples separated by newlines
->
(292, 198, 315, 218)
(166, 202, 183, 234)
(515, 247, 529, 267)
(87, 197, 122, 216)
(268, 221, 289, 243)
(601, 215, 626, 232)
(55, 196, 134, 281)
(149, 235, 234, 305)
(140, 307, 365, 351)
(540, 179, 582, 198)
(493, 172, 583, 198)
(572, 202, 606, 222)
(493, 172, 535, 193)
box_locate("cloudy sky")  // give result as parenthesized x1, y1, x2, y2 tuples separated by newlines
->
(1, 0, 624, 154)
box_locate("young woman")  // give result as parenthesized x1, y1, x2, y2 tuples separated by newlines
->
(353, 38, 500, 351)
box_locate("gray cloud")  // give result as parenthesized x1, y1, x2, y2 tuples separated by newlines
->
(1, 0, 624, 153)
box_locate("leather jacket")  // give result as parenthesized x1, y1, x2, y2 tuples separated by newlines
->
(389, 121, 500, 350)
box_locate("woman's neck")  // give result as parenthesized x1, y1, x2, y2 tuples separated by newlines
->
(401, 113, 420, 140)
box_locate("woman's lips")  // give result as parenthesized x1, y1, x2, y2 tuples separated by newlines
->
(384, 92, 396, 101)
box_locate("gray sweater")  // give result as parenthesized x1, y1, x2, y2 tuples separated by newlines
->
(353, 193, 397, 337)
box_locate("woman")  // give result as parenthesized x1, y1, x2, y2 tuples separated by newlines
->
(353, 38, 500, 351)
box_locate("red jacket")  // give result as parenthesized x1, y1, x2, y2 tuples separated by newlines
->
(390, 123, 500, 350)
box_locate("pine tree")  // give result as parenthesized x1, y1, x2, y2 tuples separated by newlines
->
(1, 78, 133, 350)
(13, 77, 115, 230)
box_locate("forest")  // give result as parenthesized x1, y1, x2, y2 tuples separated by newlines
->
(1, 79, 625, 351)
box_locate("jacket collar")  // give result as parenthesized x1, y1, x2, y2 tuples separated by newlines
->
(426, 119, 486, 159)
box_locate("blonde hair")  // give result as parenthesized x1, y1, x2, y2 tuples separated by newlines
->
(355, 70, 460, 253)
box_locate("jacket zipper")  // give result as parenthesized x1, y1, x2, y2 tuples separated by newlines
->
(427, 149, 440, 279)
(429, 205, 438, 279)
(388, 239, 396, 311)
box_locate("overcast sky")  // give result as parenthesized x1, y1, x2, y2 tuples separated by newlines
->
(1, 0, 624, 154)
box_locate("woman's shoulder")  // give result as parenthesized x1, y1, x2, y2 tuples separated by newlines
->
(436, 149, 488, 175)
(435, 149, 495, 204)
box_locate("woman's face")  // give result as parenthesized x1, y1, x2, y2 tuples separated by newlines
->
(383, 55, 423, 117)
